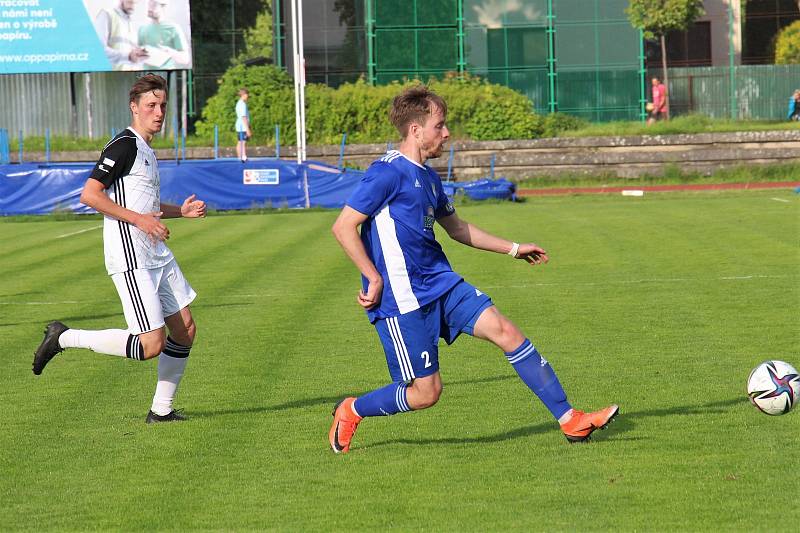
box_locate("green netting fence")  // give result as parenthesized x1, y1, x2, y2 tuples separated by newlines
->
(653, 65, 800, 120)
(366, 0, 644, 121)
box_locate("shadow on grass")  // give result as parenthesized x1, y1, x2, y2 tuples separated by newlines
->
(190, 374, 519, 418)
(364, 398, 744, 449)
(190, 376, 745, 448)
(3, 312, 126, 329)
(365, 422, 557, 449)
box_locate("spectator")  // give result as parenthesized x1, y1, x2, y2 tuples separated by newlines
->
(788, 90, 800, 121)
(235, 89, 252, 162)
(647, 77, 667, 126)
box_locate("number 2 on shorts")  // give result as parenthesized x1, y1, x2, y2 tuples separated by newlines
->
(421, 350, 431, 368)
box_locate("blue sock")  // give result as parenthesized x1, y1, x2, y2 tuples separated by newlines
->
(353, 382, 411, 417)
(506, 339, 571, 420)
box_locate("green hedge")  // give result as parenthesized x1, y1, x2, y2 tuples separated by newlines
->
(775, 20, 800, 65)
(195, 67, 584, 145)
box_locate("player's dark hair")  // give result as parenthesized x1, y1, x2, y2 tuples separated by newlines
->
(390, 86, 447, 138)
(129, 73, 168, 104)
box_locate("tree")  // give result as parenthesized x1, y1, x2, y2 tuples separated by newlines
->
(775, 20, 800, 65)
(234, 1, 273, 65)
(626, 0, 705, 118)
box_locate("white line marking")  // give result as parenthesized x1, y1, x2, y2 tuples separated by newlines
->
(0, 294, 263, 306)
(55, 225, 103, 239)
(770, 197, 790, 203)
(0, 301, 82, 305)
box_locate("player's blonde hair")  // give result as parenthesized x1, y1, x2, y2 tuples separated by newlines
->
(390, 86, 447, 138)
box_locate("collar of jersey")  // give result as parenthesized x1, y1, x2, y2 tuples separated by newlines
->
(389, 150, 427, 170)
(126, 126, 151, 147)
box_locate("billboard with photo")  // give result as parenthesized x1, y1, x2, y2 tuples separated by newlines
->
(0, 0, 192, 74)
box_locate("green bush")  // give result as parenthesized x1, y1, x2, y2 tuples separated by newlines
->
(775, 20, 800, 65)
(541, 113, 588, 138)
(196, 68, 554, 145)
(194, 64, 295, 145)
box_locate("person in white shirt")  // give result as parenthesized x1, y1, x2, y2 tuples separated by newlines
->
(235, 88, 252, 162)
(33, 74, 206, 424)
(94, 0, 149, 70)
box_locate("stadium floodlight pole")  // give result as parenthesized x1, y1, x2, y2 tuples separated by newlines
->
(290, 0, 309, 207)
(290, 0, 307, 166)
(298, 0, 307, 163)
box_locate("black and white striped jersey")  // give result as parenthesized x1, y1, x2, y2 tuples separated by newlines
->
(89, 127, 174, 275)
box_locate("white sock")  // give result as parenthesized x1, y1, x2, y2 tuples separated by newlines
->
(558, 408, 575, 425)
(151, 353, 189, 415)
(58, 329, 130, 357)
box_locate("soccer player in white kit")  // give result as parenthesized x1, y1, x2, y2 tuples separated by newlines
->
(33, 74, 206, 423)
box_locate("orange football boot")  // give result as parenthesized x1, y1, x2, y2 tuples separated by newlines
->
(560, 405, 619, 443)
(329, 397, 363, 454)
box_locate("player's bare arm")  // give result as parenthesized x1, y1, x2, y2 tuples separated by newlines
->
(160, 194, 207, 219)
(80, 178, 169, 241)
(437, 211, 548, 265)
(332, 206, 383, 309)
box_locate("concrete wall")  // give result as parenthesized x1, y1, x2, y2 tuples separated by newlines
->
(14, 130, 800, 180)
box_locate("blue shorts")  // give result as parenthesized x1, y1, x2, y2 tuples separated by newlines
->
(237, 131, 248, 141)
(374, 280, 493, 382)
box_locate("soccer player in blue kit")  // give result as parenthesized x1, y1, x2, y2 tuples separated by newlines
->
(329, 86, 619, 453)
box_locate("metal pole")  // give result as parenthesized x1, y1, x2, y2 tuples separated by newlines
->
(85, 73, 93, 139)
(446, 145, 454, 181)
(303, 166, 310, 209)
(297, 0, 307, 163)
(275, 124, 280, 158)
(365, 0, 376, 85)
(456, 0, 465, 76)
(338, 132, 347, 170)
(187, 69, 194, 117)
(546, 0, 556, 113)
(639, 29, 646, 122)
(214, 125, 219, 159)
(45, 128, 50, 163)
(728, 2, 737, 120)
(19, 129, 23, 164)
(274, 0, 283, 68)
(0, 129, 7, 165)
(181, 70, 188, 136)
(291, 0, 302, 164)
(173, 117, 178, 163)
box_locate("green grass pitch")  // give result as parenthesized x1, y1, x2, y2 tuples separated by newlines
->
(1, 190, 798, 531)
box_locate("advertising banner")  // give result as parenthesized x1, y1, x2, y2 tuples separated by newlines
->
(0, 0, 192, 74)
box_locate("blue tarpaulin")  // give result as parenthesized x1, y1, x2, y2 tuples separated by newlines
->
(0, 158, 365, 215)
(1, 158, 516, 216)
(443, 178, 516, 201)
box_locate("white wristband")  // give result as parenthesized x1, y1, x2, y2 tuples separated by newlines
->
(508, 242, 520, 258)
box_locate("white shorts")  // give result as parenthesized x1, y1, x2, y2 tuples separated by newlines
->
(111, 260, 197, 334)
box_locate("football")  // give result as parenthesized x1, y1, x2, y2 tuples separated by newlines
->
(747, 360, 800, 415)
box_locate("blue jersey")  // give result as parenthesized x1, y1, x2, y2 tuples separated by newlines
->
(346, 150, 463, 322)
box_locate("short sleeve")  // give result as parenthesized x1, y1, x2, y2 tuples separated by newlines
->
(171, 25, 186, 51)
(236, 100, 246, 118)
(88, 135, 136, 189)
(346, 162, 399, 217)
(432, 170, 455, 219)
